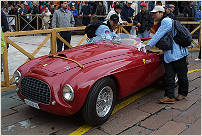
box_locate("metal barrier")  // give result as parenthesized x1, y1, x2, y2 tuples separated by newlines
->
(1, 21, 201, 91)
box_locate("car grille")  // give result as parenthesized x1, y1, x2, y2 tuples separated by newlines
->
(20, 77, 51, 105)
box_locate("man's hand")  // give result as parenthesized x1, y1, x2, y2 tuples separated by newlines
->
(137, 23, 141, 27)
(123, 21, 128, 25)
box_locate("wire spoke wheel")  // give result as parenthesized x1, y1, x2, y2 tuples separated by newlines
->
(96, 86, 113, 117)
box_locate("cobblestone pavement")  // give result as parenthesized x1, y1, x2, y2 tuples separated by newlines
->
(1, 35, 201, 135)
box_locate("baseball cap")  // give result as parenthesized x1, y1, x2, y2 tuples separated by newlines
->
(127, 1, 132, 4)
(151, 6, 165, 13)
(169, 4, 175, 8)
(110, 14, 119, 24)
(140, 2, 147, 7)
(114, 5, 122, 10)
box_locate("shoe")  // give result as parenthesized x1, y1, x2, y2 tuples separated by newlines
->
(160, 97, 175, 104)
(195, 58, 201, 61)
(176, 95, 185, 101)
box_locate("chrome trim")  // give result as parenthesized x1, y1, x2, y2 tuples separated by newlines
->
(63, 84, 74, 101)
(96, 86, 113, 117)
(20, 76, 51, 105)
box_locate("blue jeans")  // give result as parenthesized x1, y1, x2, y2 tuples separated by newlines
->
(137, 30, 150, 38)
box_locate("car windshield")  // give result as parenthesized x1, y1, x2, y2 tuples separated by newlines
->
(98, 33, 147, 52)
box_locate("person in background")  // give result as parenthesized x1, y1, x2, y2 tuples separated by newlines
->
(106, 5, 128, 25)
(95, 1, 106, 21)
(169, 4, 175, 14)
(194, 2, 201, 61)
(3, 7, 9, 15)
(1, 9, 10, 51)
(1, 9, 9, 33)
(39, 1, 46, 13)
(1, 10, 9, 73)
(42, 7, 51, 29)
(70, 5, 79, 25)
(131, 1, 138, 17)
(30, 2, 40, 30)
(133, 2, 154, 38)
(89, 1, 98, 16)
(1, 28, 6, 72)
(80, 2, 92, 26)
(183, 1, 196, 20)
(148, 1, 155, 11)
(24, 2, 30, 13)
(145, 6, 189, 104)
(88, 14, 120, 44)
(52, 1, 75, 52)
(164, 4, 175, 19)
(8, 4, 17, 15)
(18, 3, 29, 30)
(183, 1, 196, 32)
(121, 1, 134, 33)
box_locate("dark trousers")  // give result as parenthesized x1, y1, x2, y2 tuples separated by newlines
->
(56, 31, 72, 52)
(164, 56, 189, 98)
(82, 16, 90, 26)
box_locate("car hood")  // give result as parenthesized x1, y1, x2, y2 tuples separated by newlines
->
(29, 42, 134, 75)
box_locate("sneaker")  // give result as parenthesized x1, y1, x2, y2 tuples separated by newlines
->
(195, 58, 201, 61)
(160, 97, 175, 104)
(176, 95, 185, 101)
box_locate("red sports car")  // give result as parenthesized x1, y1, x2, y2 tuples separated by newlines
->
(13, 36, 165, 126)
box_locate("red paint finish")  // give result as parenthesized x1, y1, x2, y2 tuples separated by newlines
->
(16, 41, 164, 116)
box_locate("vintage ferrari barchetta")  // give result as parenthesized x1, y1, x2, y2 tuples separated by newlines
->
(13, 35, 165, 126)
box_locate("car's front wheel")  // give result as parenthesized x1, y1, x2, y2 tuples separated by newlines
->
(81, 77, 116, 126)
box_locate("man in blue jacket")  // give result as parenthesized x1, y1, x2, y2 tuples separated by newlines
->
(145, 6, 189, 104)
(88, 14, 120, 44)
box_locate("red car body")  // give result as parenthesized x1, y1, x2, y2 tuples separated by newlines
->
(16, 41, 164, 117)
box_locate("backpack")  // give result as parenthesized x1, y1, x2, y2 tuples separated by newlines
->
(173, 20, 193, 48)
(156, 20, 174, 51)
(84, 20, 105, 38)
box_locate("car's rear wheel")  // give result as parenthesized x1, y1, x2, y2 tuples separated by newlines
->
(81, 77, 116, 126)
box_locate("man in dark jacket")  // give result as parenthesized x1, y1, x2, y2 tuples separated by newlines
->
(121, 1, 134, 33)
(80, 2, 92, 26)
(133, 2, 154, 38)
(183, 1, 196, 32)
(183, 1, 196, 20)
(95, 1, 106, 21)
(1, 9, 9, 32)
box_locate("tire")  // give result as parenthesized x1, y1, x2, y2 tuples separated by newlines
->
(81, 77, 116, 126)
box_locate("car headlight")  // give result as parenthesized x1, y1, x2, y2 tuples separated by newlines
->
(13, 70, 21, 83)
(63, 84, 74, 101)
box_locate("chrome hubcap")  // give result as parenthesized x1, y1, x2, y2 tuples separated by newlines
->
(96, 86, 113, 117)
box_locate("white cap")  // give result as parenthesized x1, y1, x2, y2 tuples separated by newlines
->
(151, 6, 165, 13)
